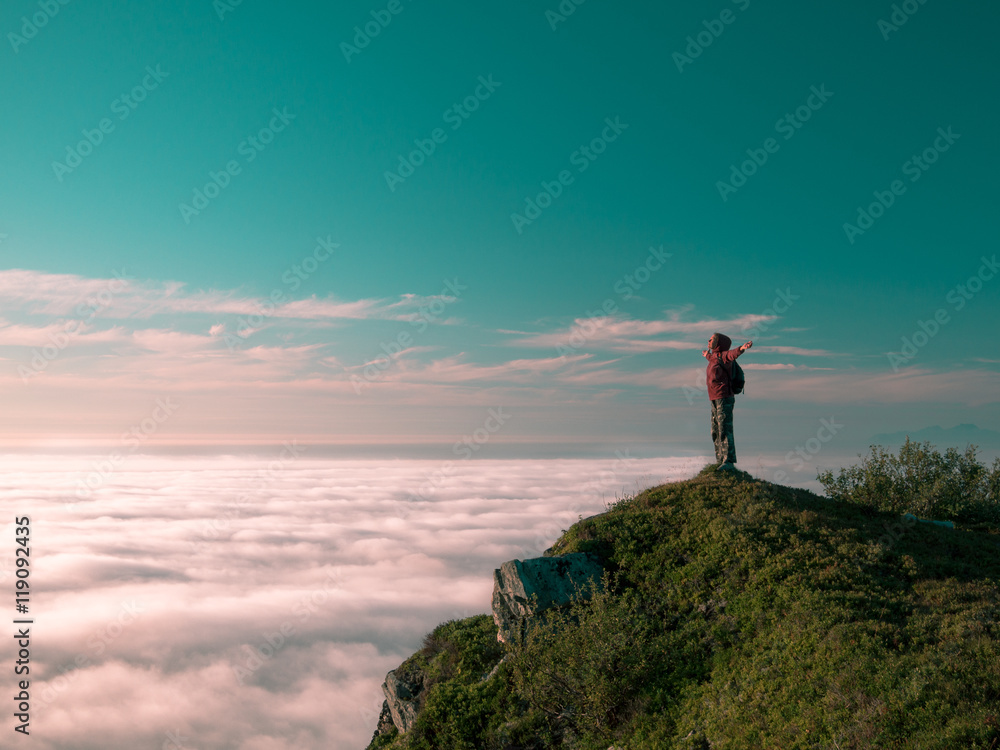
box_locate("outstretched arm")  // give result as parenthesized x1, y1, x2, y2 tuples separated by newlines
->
(721, 341, 752, 362)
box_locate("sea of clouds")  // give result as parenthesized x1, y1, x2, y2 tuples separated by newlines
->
(0, 452, 713, 750)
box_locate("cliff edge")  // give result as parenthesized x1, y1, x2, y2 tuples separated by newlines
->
(366, 462, 1000, 749)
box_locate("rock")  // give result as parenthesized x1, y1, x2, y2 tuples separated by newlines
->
(367, 700, 395, 744)
(484, 653, 508, 681)
(492, 552, 605, 643)
(381, 668, 424, 734)
(364, 700, 396, 749)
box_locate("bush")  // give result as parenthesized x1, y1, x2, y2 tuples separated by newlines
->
(379, 615, 518, 750)
(509, 580, 647, 736)
(817, 439, 1000, 524)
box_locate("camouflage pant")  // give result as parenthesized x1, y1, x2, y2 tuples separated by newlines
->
(710, 396, 736, 463)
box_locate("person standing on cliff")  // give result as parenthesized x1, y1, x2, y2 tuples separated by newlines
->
(702, 333, 752, 470)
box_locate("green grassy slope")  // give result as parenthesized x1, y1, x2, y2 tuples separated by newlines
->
(367, 464, 1000, 750)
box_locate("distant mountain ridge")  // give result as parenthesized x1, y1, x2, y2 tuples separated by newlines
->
(871, 423, 1000, 449)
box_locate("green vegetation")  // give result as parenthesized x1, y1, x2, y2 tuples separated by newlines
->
(818, 438, 1000, 526)
(368, 444, 1000, 750)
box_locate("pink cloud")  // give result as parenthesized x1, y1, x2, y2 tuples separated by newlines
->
(0, 269, 448, 323)
(0, 320, 129, 347)
(753, 346, 838, 357)
(747, 367, 999, 406)
(504, 309, 777, 353)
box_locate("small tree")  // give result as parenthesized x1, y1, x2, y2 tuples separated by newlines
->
(817, 438, 1000, 525)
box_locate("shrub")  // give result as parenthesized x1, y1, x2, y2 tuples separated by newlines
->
(506, 573, 711, 746)
(817, 439, 1000, 524)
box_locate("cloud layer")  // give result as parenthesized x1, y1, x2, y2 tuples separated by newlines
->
(2, 453, 707, 750)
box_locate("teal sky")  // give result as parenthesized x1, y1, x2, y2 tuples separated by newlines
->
(1, 0, 997, 459)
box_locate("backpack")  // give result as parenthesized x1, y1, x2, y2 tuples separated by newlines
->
(716, 354, 746, 395)
(730, 361, 745, 395)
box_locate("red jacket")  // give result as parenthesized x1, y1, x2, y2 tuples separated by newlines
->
(705, 334, 744, 400)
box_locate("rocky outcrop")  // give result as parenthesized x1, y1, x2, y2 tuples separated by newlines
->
(367, 664, 428, 746)
(381, 667, 424, 734)
(369, 700, 395, 742)
(367, 552, 605, 747)
(492, 552, 605, 643)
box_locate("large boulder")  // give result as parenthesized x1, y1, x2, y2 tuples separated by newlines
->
(381, 667, 424, 734)
(492, 552, 605, 643)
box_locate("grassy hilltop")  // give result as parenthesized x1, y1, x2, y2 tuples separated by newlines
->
(368, 443, 1000, 750)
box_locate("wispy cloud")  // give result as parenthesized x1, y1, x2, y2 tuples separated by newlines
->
(744, 363, 837, 371)
(0, 320, 128, 347)
(745, 367, 999, 406)
(358, 352, 600, 384)
(504, 309, 776, 353)
(0, 269, 448, 323)
(753, 346, 839, 357)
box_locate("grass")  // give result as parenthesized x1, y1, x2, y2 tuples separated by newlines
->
(367, 453, 1000, 750)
